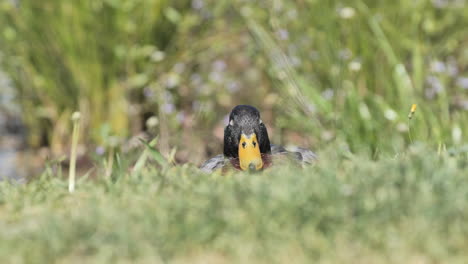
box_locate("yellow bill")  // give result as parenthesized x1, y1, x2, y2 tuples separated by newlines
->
(238, 133, 263, 171)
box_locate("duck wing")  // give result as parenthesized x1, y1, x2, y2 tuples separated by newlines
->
(271, 144, 288, 154)
(200, 154, 225, 173)
(288, 146, 317, 164)
(271, 144, 317, 164)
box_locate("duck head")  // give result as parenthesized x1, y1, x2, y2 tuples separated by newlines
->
(223, 105, 271, 171)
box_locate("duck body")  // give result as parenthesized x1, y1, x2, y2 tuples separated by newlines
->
(200, 105, 316, 173)
(200, 145, 316, 173)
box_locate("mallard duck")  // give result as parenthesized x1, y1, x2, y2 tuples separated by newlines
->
(200, 105, 316, 173)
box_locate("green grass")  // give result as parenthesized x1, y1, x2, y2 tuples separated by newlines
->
(0, 0, 181, 147)
(1, 145, 467, 263)
(1, 0, 466, 160)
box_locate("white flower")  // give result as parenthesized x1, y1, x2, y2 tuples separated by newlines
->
(71, 112, 81, 121)
(146, 116, 159, 128)
(322, 89, 334, 100)
(397, 123, 408, 133)
(191, 0, 204, 10)
(456, 77, 468, 90)
(384, 109, 398, 121)
(339, 7, 356, 19)
(348, 60, 362, 72)
(452, 126, 462, 144)
(430, 60, 446, 73)
(359, 103, 371, 120)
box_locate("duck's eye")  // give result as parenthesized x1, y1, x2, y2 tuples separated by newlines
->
(242, 142, 246, 148)
(252, 141, 257, 147)
(229, 119, 234, 126)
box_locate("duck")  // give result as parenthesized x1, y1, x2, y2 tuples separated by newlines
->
(200, 105, 316, 173)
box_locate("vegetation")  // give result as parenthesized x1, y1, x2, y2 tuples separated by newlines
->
(0, 0, 466, 161)
(0, 0, 467, 262)
(0, 145, 467, 263)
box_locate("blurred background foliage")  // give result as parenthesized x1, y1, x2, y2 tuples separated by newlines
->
(0, 0, 467, 165)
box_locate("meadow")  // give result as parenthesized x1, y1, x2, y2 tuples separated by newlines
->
(0, 0, 467, 263)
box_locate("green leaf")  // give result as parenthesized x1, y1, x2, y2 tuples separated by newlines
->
(138, 137, 169, 168)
